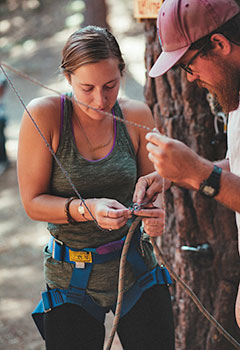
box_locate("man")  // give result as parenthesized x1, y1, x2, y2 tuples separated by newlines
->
(136, 0, 240, 327)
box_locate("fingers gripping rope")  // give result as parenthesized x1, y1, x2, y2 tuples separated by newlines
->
(1, 62, 240, 350)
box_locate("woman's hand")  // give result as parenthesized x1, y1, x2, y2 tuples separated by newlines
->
(87, 198, 132, 231)
(134, 206, 165, 237)
(132, 171, 172, 237)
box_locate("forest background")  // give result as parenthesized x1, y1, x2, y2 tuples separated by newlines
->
(1, 0, 240, 349)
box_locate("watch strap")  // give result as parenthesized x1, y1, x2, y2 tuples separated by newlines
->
(199, 165, 222, 197)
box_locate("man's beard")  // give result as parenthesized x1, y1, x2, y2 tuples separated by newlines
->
(197, 59, 240, 113)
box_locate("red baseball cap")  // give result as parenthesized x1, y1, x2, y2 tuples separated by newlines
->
(149, 0, 240, 77)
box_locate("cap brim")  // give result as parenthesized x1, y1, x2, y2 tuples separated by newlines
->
(149, 45, 190, 77)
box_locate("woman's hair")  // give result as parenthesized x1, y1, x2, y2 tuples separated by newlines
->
(190, 12, 240, 53)
(61, 26, 125, 76)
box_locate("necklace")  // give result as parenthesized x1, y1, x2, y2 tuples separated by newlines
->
(74, 112, 114, 152)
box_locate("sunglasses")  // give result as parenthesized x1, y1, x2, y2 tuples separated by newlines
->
(180, 41, 209, 75)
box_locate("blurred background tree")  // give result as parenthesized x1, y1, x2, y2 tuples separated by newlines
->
(82, 0, 108, 28)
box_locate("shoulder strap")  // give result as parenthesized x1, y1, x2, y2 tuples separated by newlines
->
(114, 100, 136, 158)
(60, 94, 65, 137)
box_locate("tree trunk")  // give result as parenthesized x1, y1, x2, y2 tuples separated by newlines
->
(144, 19, 240, 350)
(82, 0, 108, 28)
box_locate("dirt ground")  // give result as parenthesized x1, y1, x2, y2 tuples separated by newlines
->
(0, 1, 146, 349)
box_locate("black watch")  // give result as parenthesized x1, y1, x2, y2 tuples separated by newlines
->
(199, 165, 222, 197)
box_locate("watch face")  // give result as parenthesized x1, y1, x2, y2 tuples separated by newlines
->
(203, 185, 216, 196)
(78, 205, 85, 215)
(199, 165, 222, 197)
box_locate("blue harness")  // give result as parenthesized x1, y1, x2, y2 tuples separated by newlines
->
(32, 229, 172, 339)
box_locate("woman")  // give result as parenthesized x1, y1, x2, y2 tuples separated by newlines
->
(17, 26, 175, 349)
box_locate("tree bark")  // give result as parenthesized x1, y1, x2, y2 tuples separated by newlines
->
(144, 19, 240, 350)
(82, 0, 108, 28)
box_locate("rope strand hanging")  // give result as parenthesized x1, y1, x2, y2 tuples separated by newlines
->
(1, 62, 240, 350)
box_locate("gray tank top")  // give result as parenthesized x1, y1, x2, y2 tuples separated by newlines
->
(44, 94, 156, 307)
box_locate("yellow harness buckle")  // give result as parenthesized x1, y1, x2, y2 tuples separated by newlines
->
(69, 250, 92, 263)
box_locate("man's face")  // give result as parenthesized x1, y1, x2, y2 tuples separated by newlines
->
(179, 49, 240, 113)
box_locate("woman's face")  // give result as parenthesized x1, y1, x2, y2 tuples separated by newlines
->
(68, 58, 121, 120)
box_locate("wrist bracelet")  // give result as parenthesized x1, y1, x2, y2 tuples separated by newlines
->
(64, 196, 78, 224)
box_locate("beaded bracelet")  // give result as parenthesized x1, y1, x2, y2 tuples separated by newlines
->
(64, 196, 78, 225)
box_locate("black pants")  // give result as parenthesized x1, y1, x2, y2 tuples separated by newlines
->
(44, 285, 175, 350)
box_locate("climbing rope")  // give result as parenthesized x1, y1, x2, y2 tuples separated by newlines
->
(0, 62, 151, 132)
(105, 216, 142, 350)
(1, 62, 240, 350)
(150, 236, 240, 349)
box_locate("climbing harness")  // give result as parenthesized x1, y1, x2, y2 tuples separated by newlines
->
(1, 62, 240, 350)
(32, 227, 171, 340)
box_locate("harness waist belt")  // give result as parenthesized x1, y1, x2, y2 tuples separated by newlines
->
(48, 235, 125, 264)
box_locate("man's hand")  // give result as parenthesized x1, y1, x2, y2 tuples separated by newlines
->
(146, 129, 208, 189)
